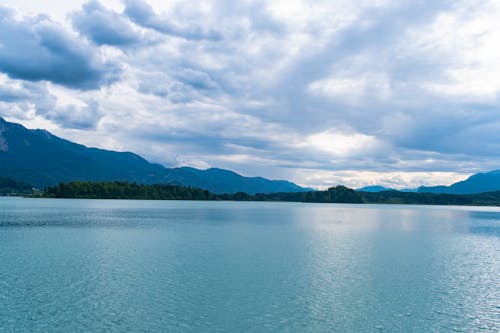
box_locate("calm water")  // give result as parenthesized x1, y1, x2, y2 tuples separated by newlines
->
(0, 198, 498, 332)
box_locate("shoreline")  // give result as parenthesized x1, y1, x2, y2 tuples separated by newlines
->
(2, 195, 499, 207)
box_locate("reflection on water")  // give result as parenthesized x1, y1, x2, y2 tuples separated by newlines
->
(0, 198, 499, 332)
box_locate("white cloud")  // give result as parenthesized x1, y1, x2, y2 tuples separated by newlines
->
(410, 2, 500, 100)
(292, 169, 471, 190)
(299, 129, 386, 158)
(308, 73, 391, 103)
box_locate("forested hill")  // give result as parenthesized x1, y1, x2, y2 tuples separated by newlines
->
(41, 181, 500, 206)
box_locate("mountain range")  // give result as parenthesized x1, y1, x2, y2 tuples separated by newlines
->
(0, 117, 307, 194)
(1, 117, 498, 195)
(416, 170, 500, 194)
(358, 170, 500, 194)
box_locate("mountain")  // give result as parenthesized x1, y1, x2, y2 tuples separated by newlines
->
(0, 117, 307, 194)
(357, 171, 500, 195)
(418, 170, 500, 194)
(356, 185, 394, 192)
(163, 167, 306, 194)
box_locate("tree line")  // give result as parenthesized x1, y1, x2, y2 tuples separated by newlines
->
(39, 181, 500, 206)
(42, 181, 362, 203)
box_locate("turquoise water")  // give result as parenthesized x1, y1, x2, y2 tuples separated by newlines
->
(0, 198, 498, 332)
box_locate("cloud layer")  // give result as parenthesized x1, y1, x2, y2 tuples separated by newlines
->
(0, 0, 499, 188)
(0, 6, 121, 89)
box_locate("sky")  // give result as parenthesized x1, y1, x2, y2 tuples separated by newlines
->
(0, 0, 499, 189)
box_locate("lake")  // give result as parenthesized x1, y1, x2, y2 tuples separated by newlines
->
(0, 197, 498, 332)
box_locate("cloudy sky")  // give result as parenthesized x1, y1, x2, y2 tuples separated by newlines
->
(0, 0, 499, 189)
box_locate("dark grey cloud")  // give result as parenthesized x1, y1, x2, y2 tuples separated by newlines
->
(71, 1, 142, 46)
(123, 0, 222, 41)
(0, 6, 121, 89)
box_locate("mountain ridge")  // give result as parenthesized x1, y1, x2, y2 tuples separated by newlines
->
(417, 170, 500, 194)
(356, 170, 500, 194)
(0, 117, 307, 194)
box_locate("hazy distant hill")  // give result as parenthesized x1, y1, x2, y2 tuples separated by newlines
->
(0, 117, 307, 194)
(359, 170, 500, 195)
(356, 185, 394, 192)
(417, 170, 500, 194)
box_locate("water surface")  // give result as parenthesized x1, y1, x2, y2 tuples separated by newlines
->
(0, 198, 499, 332)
